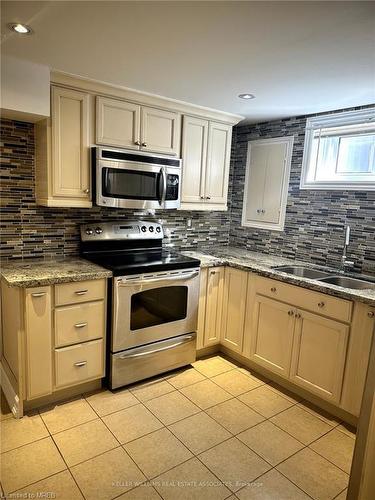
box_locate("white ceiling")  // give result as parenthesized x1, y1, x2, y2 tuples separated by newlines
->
(1, 1, 375, 123)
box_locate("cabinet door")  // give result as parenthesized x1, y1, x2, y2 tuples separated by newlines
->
(250, 295, 295, 377)
(52, 87, 90, 200)
(205, 122, 232, 205)
(290, 310, 349, 403)
(262, 141, 289, 224)
(25, 287, 52, 400)
(141, 106, 181, 155)
(181, 116, 208, 204)
(196, 268, 208, 350)
(221, 268, 248, 353)
(96, 96, 140, 149)
(204, 267, 225, 346)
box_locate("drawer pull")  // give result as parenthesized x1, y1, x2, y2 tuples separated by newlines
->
(271, 287, 277, 293)
(368, 311, 374, 318)
(31, 292, 46, 298)
(318, 301, 325, 308)
(288, 310, 294, 316)
(74, 322, 88, 328)
(74, 361, 87, 367)
(75, 290, 88, 295)
(295, 313, 302, 319)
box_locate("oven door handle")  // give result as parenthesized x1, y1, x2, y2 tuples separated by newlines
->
(117, 270, 199, 286)
(118, 335, 195, 359)
(159, 166, 167, 206)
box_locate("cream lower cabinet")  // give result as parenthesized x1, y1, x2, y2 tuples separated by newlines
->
(196, 267, 224, 349)
(221, 268, 248, 353)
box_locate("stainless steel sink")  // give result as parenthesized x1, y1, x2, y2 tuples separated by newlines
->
(317, 276, 375, 290)
(273, 266, 332, 279)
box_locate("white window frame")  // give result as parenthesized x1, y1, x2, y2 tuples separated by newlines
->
(300, 108, 375, 191)
(241, 136, 294, 232)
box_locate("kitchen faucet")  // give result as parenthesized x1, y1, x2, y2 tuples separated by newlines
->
(340, 225, 355, 272)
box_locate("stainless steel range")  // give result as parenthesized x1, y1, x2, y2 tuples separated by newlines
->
(80, 221, 200, 389)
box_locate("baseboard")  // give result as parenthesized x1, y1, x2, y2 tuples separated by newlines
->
(196, 344, 220, 358)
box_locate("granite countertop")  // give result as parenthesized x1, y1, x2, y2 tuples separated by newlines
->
(183, 246, 375, 307)
(1, 257, 112, 288)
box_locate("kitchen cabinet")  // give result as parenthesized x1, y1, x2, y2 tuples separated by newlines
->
(181, 117, 232, 211)
(35, 86, 92, 208)
(221, 268, 248, 353)
(96, 96, 181, 156)
(241, 136, 293, 231)
(196, 268, 208, 350)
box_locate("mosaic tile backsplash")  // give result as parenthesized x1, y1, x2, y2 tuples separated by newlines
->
(230, 108, 375, 274)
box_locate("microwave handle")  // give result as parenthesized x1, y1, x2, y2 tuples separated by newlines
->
(159, 167, 167, 205)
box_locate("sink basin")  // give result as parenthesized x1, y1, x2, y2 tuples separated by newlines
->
(273, 266, 332, 279)
(318, 276, 375, 290)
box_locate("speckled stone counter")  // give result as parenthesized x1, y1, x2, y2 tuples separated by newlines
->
(182, 246, 375, 307)
(1, 258, 112, 288)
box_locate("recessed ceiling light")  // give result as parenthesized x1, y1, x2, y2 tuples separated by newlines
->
(238, 93, 255, 100)
(8, 23, 33, 35)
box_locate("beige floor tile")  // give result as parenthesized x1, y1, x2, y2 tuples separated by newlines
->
(85, 389, 138, 416)
(237, 421, 304, 466)
(198, 437, 271, 493)
(53, 419, 118, 466)
(334, 488, 347, 499)
(103, 404, 163, 443)
(166, 367, 206, 389)
(238, 386, 295, 418)
(152, 457, 231, 500)
(1, 412, 49, 452)
(180, 379, 232, 409)
(116, 483, 161, 499)
(236, 468, 310, 500)
(192, 355, 236, 377)
(277, 448, 349, 500)
(14, 470, 84, 499)
(337, 424, 356, 439)
(71, 447, 145, 500)
(211, 370, 263, 396)
(39, 398, 97, 434)
(297, 400, 341, 426)
(1, 437, 66, 494)
(237, 367, 268, 385)
(124, 427, 192, 478)
(145, 391, 200, 425)
(129, 378, 175, 402)
(206, 398, 265, 434)
(270, 405, 333, 445)
(169, 411, 231, 454)
(310, 429, 355, 473)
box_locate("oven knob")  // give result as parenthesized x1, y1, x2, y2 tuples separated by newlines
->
(149, 226, 154, 232)
(156, 227, 161, 233)
(85, 228, 93, 235)
(141, 226, 147, 232)
(95, 227, 103, 234)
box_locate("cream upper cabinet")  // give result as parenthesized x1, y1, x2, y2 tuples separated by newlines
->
(96, 96, 140, 149)
(242, 136, 294, 231)
(290, 310, 349, 404)
(96, 96, 180, 155)
(203, 267, 225, 347)
(181, 117, 232, 211)
(221, 268, 248, 353)
(36, 86, 92, 208)
(250, 294, 295, 377)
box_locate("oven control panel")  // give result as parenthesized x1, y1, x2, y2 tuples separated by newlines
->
(80, 220, 164, 241)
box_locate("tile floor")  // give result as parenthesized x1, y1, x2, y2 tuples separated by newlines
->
(0, 355, 356, 500)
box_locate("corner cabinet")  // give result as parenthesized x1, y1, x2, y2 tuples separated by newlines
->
(36, 86, 92, 208)
(181, 117, 232, 211)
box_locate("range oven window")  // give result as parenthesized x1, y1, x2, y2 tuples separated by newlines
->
(102, 168, 159, 200)
(130, 286, 188, 330)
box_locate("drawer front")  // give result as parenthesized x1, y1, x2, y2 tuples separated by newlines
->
(55, 301, 105, 347)
(255, 276, 352, 323)
(55, 339, 104, 389)
(55, 279, 106, 306)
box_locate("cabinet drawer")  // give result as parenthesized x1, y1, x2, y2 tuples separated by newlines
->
(55, 301, 105, 347)
(55, 279, 105, 306)
(55, 339, 104, 389)
(255, 276, 352, 323)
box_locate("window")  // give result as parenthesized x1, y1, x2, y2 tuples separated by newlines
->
(300, 109, 375, 190)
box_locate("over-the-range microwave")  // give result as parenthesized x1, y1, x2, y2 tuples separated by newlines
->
(93, 147, 182, 210)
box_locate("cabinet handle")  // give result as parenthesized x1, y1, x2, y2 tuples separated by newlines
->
(270, 287, 277, 293)
(288, 310, 294, 316)
(210, 270, 216, 275)
(74, 322, 88, 328)
(83, 188, 89, 194)
(134, 140, 141, 146)
(141, 142, 147, 147)
(368, 311, 375, 318)
(318, 301, 325, 308)
(74, 361, 87, 367)
(295, 313, 302, 319)
(261, 209, 265, 214)
(256, 209, 261, 214)
(31, 292, 46, 298)
(200, 196, 205, 200)
(75, 290, 88, 295)
(206, 196, 211, 200)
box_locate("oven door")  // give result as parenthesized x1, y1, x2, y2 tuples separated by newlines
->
(112, 268, 200, 352)
(96, 159, 181, 210)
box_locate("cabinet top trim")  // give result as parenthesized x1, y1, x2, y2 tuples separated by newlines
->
(51, 71, 243, 125)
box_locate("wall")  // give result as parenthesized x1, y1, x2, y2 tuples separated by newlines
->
(0, 119, 230, 260)
(230, 108, 375, 274)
